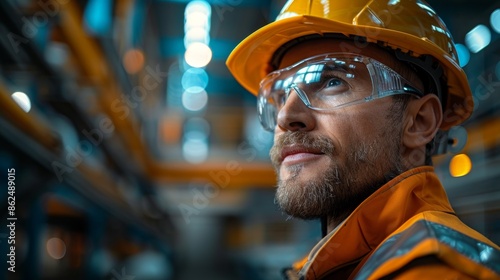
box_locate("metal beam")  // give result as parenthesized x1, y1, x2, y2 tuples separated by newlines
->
(55, 0, 152, 173)
(151, 161, 276, 187)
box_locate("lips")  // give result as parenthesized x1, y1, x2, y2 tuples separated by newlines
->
(280, 145, 325, 164)
(269, 132, 335, 168)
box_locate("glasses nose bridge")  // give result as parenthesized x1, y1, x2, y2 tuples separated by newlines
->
(275, 82, 316, 132)
(285, 83, 312, 108)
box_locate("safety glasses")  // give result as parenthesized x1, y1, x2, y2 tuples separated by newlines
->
(257, 53, 423, 131)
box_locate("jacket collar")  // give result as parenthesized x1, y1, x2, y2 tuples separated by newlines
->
(301, 166, 455, 279)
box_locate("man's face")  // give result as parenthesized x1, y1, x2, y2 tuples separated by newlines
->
(269, 39, 409, 220)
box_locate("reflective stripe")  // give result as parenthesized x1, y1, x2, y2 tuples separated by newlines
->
(354, 220, 500, 279)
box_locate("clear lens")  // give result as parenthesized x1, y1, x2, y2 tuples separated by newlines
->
(257, 53, 422, 131)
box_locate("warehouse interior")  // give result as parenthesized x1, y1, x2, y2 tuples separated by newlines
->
(0, 0, 499, 279)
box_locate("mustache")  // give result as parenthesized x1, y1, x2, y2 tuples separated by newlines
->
(270, 132, 335, 164)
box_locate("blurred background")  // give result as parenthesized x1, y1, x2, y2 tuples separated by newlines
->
(0, 0, 499, 279)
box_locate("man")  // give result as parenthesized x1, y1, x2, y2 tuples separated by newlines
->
(226, 0, 500, 279)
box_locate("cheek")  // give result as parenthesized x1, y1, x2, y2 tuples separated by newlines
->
(345, 102, 394, 135)
(317, 110, 381, 142)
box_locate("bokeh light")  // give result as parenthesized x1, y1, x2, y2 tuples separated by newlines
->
(182, 87, 208, 111)
(465, 24, 491, 53)
(123, 49, 145, 74)
(185, 9, 210, 33)
(455, 43, 470, 67)
(184, 27, 210, 48)
(184, 42, 212, 68)
(11, 91, 31, 113)
(182, 67, 209, 90)
(182, 117, 210, 163)
(449, 154, 472, 177)
(490, 9, 500, 33)
(46, 237, 67, 260)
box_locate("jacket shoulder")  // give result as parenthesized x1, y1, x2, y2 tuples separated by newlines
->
(354, 212, 500, 280)
(381, 255, 489, 280)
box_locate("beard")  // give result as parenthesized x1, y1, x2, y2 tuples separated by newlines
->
(269, 121, 405, 221)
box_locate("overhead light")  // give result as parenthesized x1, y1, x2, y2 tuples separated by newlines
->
(184, 42, 212, 68)
(184, 27, 210, 48)
(455, 44, 470, 67)
(184, 1, 211, 64)
(184, 1, 211, 36)
(182, 138, 208, 163)
(11, 91, 31, 113)
(182, 67, 209, 90)
(185, 1, 211, 24)
(182, 87, 208, 111)
(465, 24, 491, 53)
(185, 11, 210, 32)
(182, 117, 210, 163)
(491, 9, 500, 33)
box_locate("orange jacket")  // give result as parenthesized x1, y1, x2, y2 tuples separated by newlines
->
(284, 166, 500, 279)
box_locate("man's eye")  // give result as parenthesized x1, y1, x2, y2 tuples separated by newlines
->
(326, 78, 343, 88)
(318, 76, 350, 97)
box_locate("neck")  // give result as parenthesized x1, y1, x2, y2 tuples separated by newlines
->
(326, 215, 348, 234)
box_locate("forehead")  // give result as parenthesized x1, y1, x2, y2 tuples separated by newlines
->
(278, 38, 398, 70)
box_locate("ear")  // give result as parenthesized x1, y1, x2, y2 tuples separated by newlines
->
(402, 94, 443, 149)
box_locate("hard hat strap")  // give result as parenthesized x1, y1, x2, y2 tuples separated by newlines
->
(394, 50, 447, 112)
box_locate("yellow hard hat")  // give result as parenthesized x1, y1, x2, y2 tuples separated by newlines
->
(226, 0, 473, 130)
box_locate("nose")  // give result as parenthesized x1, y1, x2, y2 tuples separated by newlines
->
(276, 87, 315, 132)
